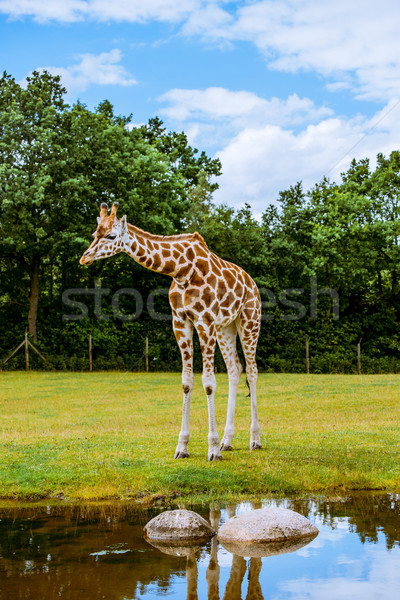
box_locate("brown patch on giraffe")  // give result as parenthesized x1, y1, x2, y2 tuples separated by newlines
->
(186, 247, 195, 262)
(223, 271, 236, 287)
(136, 245, 145, 257)
(163, 260, 176, 275)
(147, 240, 154, 251)
(161, 249, 171, 260)
(152, 254, 161, 270)
(220, 292, 236, 308)
(235, 283, 243, 297)
(210, 301, 219, 315)
(196, 257, 210, 274)
(192, 301, 204, 313)
(183, 384, 191, 394)
(190, 271, 203, 286)
(174, 243, 184, 253)
(170, 291, 183, 309)
(183, 350, 191, 361)
(201, 288, 216, 306)
(232, 299, 241, 312)
(205, 386, 213, 395)
(145, 258, 153, 268)
(138, 255, 147, 263)
(173, 318, 185, 328)
(206, 273, 219, 288)
(185, 310, 195, 322)
(196, 323, 206, 336)
(174, 330, 185, 342)
(203, 312, 214, 326)
(210, 257, 222, 276)
(216, 279, 227, 298)
(172, 249, 180, 259)
(196, 245, 208, 258)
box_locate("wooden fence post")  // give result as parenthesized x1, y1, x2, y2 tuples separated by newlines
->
(1, 334, 51, 370)
(357, 338, 362, 375)
(306, 337, 310, 374)
(25, 331, 29, 371)
(89, 334, 93, 372)
(145, 336, 149, 373)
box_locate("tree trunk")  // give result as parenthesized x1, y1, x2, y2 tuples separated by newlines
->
(28, 256, 40, 342)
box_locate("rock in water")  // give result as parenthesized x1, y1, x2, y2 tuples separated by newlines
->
(144, 509, 215, 542)
(218, 507, 318, 548)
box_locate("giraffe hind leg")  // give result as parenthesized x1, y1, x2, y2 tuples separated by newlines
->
(217, 322, 242, 451)
(237, 310, 262, 451)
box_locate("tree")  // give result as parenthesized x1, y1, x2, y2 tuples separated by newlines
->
(0, 72, 223, 347)
(0, 71, 69, 340)
(0, 73, 194, 341)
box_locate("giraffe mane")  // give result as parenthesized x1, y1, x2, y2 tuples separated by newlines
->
(127, 224, 208, 248)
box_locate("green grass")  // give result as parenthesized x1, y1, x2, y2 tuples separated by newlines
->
(0, 372, 399, 503)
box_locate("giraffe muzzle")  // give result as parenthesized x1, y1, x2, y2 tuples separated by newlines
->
(79, 253, 94, 266)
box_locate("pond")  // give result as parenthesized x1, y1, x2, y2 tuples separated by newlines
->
(0, 493, 399, 599)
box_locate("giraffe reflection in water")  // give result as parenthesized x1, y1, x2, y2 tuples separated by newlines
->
(150, 503, 315, 600)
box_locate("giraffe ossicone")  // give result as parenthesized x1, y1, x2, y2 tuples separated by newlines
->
(80, 202, 262, 461)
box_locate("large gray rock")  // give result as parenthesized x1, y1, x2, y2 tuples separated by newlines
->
(144, 509, 215, 542)
(218, 507, 318, 551)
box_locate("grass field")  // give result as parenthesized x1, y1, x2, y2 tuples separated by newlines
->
(0, 372, 399, 504)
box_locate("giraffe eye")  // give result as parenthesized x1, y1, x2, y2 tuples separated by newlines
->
(105, 233, 116, 240)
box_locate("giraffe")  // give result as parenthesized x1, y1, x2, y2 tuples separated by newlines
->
(80, 202, 262, 461)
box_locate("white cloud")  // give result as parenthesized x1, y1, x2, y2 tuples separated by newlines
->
(0, 0, 88, 22)
(34, 49, 137, 93)
(88, 0, 201, 23)
(184, 0, 400, 102)
(159, 87, 332, 125)
(0, 0, 204, 23)
(3, 1, 399, 101)
(158, 86, 400, 212)
(158, 87, 333, 151)
(212, 98, 400, 212)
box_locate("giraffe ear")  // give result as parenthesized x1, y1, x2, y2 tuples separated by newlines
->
(120, 214, 127, 235)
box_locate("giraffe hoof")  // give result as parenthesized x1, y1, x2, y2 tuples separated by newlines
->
(220, 443, 233, 451)
(250, 442, 262, 451)
(174, 450, 189, 459)
(208, 451, 223, 461)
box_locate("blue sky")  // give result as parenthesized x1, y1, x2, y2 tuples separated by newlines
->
(1, 1, 400, 215)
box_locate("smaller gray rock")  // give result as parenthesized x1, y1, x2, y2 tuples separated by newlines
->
(218, 508, 318, 547)
(144, 509, 215, 542)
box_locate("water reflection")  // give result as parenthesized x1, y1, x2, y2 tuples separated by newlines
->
(148, 504, 318, 600)
(0, 493, 399, 600)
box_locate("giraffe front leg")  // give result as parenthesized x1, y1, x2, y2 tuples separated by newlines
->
(197, 322, 222, 461)
(173, 316, 194, 459)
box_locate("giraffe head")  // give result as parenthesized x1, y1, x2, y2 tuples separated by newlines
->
(79, 202, 128, 265)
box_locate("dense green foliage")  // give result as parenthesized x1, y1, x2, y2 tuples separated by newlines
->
(1, 71, 400, 373)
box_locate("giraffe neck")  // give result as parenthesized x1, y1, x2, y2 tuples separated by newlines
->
(124, 224, 198, 281)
